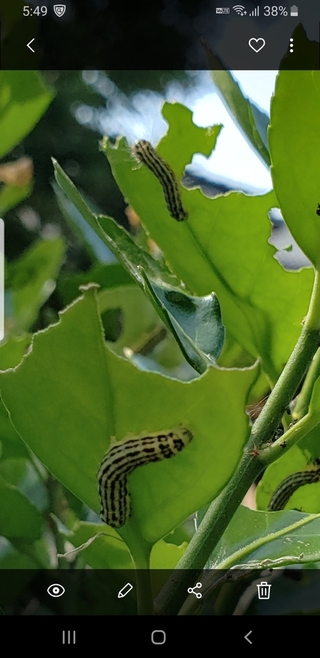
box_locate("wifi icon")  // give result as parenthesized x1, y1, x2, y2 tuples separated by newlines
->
(233, 4, 246, 15)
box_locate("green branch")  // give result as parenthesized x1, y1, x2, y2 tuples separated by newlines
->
(292, 348, 320, 421)
(120, 521, 154, 615)
(156, 270, 320, 615)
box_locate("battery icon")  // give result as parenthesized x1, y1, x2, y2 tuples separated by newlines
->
(216, 7, 230, 13)
(290, 5, 298, 16)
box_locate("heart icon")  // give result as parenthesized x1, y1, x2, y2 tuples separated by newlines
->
(248, 38, 265, 53)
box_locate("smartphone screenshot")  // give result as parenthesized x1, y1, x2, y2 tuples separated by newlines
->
(0, 0, 320, 647)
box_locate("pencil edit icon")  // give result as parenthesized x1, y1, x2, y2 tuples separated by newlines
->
(118, 582, 133, 599)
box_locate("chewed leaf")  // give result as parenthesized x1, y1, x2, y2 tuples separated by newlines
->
(0, 287, 258, 545)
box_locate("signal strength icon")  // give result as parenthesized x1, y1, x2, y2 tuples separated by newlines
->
(249, 5, 259, 15)
(233, 5, 246, 16)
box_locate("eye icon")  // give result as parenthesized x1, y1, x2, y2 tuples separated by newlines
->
(47, 583, 65, 598)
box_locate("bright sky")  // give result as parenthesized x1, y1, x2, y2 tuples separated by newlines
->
(83, 69, 278, 193)
(189, 70, 277, 192)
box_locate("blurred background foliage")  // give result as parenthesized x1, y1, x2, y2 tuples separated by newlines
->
(7, 69, 191, 259)
(6, 70, 124, 266)
(5, 69, 197, 329)
(4, 70, 156, 335)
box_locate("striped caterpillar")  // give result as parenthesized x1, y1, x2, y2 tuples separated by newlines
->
(268, 465, 320, 511)
(98, 426, 193, 528)
(132, 140, 188, 221)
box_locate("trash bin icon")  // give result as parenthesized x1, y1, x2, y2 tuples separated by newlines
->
(257, 581, 272, 600)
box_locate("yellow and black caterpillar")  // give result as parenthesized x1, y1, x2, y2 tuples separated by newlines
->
(132, 140, 188, 222)
(98, 427, 193, 528)
(268, 465, 320, 511)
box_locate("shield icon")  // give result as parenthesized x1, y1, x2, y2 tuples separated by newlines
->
(53, 4, 66, 17)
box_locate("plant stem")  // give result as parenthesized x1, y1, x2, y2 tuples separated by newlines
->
(247, 325, 319, 452)
(47, 476, 69, 568)
(292, 348, 320, 421)
(120, 521, 154, 615)
(259, 406, 320, 466)
(156, 269, 320, 615)
(155, 454, 261, 614)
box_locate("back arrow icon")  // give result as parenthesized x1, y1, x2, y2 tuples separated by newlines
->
(244, 630, 253, 645)
(27, 38, 35, 53)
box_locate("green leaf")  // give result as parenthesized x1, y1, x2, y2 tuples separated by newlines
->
(256, 445, 311, 512)
(96, 217, 211, 364)
(151, 539, 187, 570)
(98, 283, 186, 372)
(104, 119, 313, 381)
(69, 522, 133, 569)
(159, 103, 222, 177)
(54, 182, 115, 264)
(210, 505, 320, 569)
(141, 273, 225, 373)
(100, 103, 220, 241)
(257, 375, 320, 514)
(0, 475, 43, 539)
(0, 542, 38, 570)
(0, 335, 31, 459)
(98, 285, 168, 358)
(0, 183, 32, 214)
(58, 263, 133, 307)
(0, 334, 30, 370)
(0, 457, 28, 486)
(0, 410, 28, 461)
(54, 160, 222, 373)
(269, 70, 320, 268)
(0, 286, 258, 546)
(53, 159, 178, 288)
(210, 69, 270, 166)
(55, 102, 314, 381)
(6, 238, 65, 331)
(0, 71, 54, 159)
